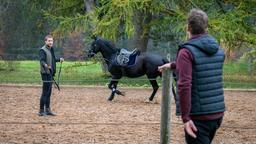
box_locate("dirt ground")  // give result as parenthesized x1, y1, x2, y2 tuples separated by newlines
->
(0, 85, 255, 144)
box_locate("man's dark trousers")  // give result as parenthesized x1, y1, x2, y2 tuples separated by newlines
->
(40, 73, 53, 109)
(185, 117, 223, 144)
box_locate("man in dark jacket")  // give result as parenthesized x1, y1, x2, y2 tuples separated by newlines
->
(39, 34, 64, 116)
(158, 9, 225, 143)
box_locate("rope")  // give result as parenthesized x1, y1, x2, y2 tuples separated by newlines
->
(0, 121, 255, 130)
(37, 78, 162, 83)
(171, 122, 256, 130)
(0, 122, 160, 125)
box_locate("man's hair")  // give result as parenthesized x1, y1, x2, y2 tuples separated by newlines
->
(44, 34, 53, 41)
(187, 9, 208, 35)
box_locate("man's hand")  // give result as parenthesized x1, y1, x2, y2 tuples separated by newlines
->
(47, 65, 51, 69)
(158, 63, 170, 72)
(44, 64, 51, 69)
(184, 120, 198, 138)
(60, 58, 64, 63)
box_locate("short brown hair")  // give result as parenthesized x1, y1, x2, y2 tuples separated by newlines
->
(187, 9, 208, 35)
(44, 34, 53, 41)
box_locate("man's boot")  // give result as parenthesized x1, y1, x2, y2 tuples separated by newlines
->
(45, 108, 56, 116)
(38, 109, 45, 116)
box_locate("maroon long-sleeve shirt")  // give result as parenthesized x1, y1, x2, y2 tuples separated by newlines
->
(173, 36, 224, 123)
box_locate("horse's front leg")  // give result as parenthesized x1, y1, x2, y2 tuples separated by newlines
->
(108, 80, 119, 101)
(113, 81, 125, 96)
(108, 78, 124, 93)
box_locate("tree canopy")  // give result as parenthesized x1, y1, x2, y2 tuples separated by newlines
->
(0, 0, 255, 63)
(46, 0, 255, 55)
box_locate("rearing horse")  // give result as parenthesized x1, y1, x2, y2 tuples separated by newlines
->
(88, 37, 169, 101)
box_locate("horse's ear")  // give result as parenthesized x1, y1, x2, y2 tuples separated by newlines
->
(91, 35, 98, 40)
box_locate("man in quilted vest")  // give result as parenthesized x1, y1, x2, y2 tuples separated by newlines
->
(38, 35, 64, 116)
(158, 9, 225, 144)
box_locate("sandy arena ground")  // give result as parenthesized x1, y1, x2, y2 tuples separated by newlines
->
(0, 85, 255, 144)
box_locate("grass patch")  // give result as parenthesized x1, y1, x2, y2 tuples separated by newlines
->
(223, 61, 256, 88)
(0, 60, 255, 89)
(0, 60, 157, 87)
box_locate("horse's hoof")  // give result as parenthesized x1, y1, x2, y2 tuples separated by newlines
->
(108, 96, 114, 101)
(145, 99, 158, 104)
(120, 92, 125, 96)
(145, 99, 151, 103)
(115, 90, 125, 96)
(145, 99, 154, 104)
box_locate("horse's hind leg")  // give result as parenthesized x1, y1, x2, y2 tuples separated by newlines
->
(149, 79, 159, 101)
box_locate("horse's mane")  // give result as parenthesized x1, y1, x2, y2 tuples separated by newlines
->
(98, 38, 118, 51)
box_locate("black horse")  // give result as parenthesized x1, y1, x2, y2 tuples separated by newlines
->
(88, 37, 169, 101)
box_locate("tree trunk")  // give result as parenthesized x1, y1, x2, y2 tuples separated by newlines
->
(84, 0, 108, 74)
(132, 10, 152, 52)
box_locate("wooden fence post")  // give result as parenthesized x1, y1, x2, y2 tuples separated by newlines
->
(160, 69, 172, 144)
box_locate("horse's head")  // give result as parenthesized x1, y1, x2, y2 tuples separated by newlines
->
(87, 37, 117, 59)
(87, 38, 100, 58)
